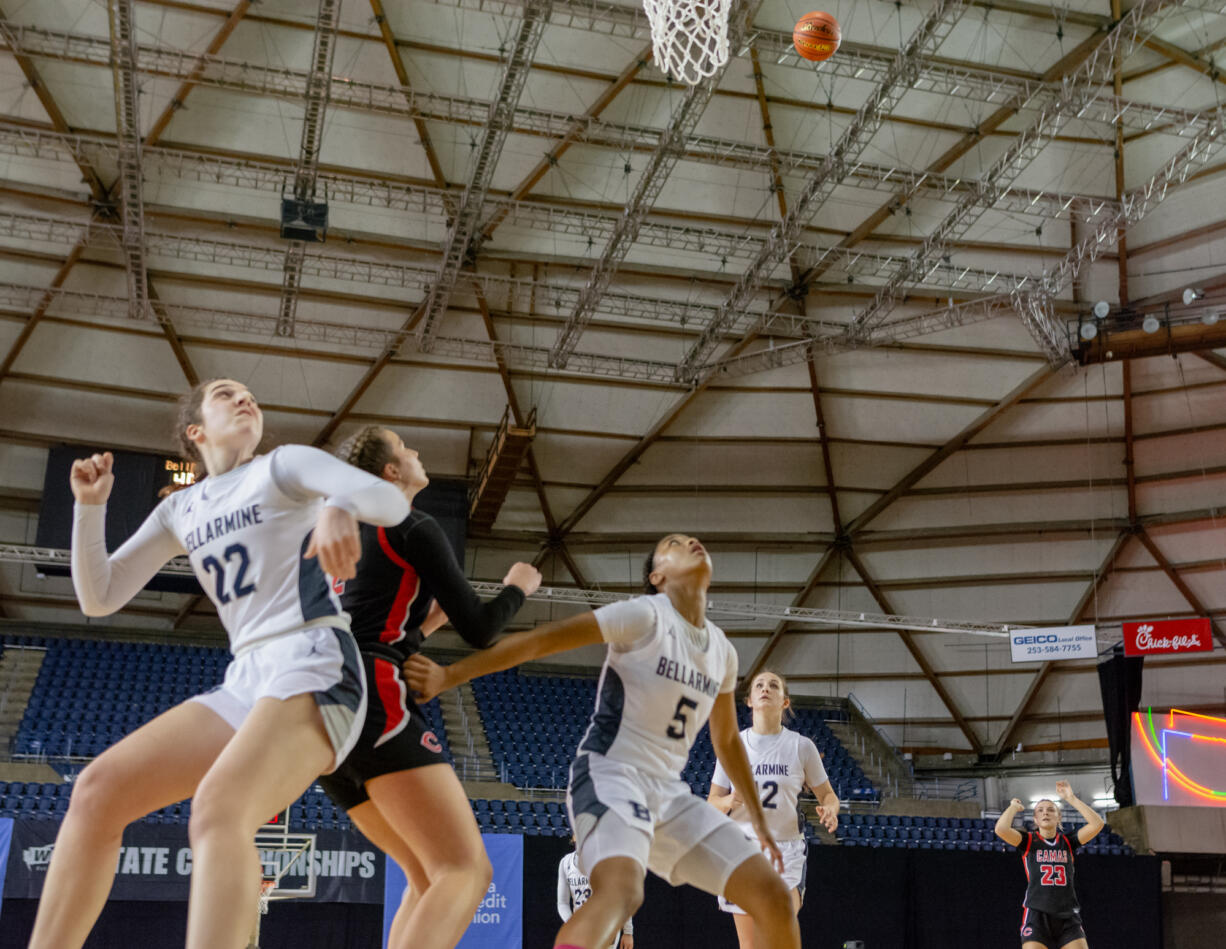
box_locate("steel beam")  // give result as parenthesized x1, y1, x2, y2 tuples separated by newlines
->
(672, 0, 973, 381)
(416, 0, 553, 346)
(106, 0, 150, 320)
(843, 0, 1182, 349)
(3, 23, 1213, 167)
(547, 0, 757, 365)
(275, 0, 340, 338)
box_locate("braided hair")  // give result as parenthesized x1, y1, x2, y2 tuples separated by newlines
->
(336, 425, 395, 478)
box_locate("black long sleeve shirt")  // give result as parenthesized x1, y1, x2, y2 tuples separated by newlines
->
(338, 509, 525, 660)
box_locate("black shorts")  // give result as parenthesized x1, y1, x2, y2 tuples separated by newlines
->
(318, 654, 447, 811)
(1020, 907, 1086, 948)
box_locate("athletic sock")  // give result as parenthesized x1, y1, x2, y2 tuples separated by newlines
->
(555, 944, 586, 949)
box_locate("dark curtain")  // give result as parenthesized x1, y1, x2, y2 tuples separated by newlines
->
(1098, 644, 1146, 806)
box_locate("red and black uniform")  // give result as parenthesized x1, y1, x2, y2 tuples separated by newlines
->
(319, 510, 525, 810)
(1016, 830, 1086, 948)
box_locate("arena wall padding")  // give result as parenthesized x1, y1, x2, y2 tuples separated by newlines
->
(521, 838, 1162, 949)
(0, 838, 1161, 949)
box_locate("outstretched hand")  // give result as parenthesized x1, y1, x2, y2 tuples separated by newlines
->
(305, 506, 361, 580)
(404, 653, 448, 701)
(1056, 780, 1074, 802)
(70, 452, 115, 505)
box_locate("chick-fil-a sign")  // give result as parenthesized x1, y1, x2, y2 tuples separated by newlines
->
(1122, 618, 1214, 656)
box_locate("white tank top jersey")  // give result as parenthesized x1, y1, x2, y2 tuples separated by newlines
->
(71, 446, 408, 654)
(557, 852, 633, 939)
(581, 593, 738, 780)
(710, 726, 828, 842)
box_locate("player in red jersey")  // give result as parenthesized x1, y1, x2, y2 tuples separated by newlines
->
(319, 425, 540, 949)
(994, 780, 1105, 949)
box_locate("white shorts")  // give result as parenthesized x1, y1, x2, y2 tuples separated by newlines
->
(190, 626, 366, 772)
(717, 836, 808, 914)
(568, 753, 760, 897)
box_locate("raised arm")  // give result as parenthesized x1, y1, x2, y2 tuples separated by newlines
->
(398, 515, 540, 648)
(271, 445, 408, 525)
(71, 453, 185, 617)
(404, 610, 603, 701)
(994, 798, 1024, 847)
(272, 445, 408, 579)
(1058, 780, 1105, 844)
(709, 691, 784, 874)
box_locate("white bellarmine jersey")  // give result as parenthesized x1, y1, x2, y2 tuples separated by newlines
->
(162, 452, 340, 650)
(558, 851, 633, 942)
(581, 593, 738, 780)
(72, 446, 408, 655)
(711, 727, 827, 842)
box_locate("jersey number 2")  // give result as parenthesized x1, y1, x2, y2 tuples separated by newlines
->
(666, 697, 699, 739)
(1039, 865, 1067, 886)
(201, 543, 257, 605)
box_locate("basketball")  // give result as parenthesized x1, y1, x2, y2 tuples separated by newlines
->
(793, 11, 841, 62)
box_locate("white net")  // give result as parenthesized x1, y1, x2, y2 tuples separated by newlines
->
(642, 0, 734, 85)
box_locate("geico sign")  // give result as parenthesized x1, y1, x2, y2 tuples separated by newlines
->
(1014, 635, 1059, 645)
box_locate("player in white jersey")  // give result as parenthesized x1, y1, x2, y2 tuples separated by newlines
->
(408, 533, 801, 949)
(559, 843, 634, 949)
(28, 379, 409, 949)
(707, 670, 840, 948)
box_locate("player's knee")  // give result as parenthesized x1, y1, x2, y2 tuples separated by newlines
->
(738, 863, 790, 920)
(187, 784, 241, 844)
(614, 876, 644, 919)
(758, 871, 792, 918)
(68, 758, 132, 824)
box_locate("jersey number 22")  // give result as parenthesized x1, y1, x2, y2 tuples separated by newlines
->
(201, 543, 258, 605)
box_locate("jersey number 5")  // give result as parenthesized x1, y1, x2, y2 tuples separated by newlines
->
(201, 543, 258, 605)
(1039, 865, 1067, 886)
(666, 697, 699, 739)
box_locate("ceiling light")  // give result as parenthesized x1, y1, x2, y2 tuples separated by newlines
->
(1093, 300, 1110, 319)
(1080, 321, 1098, 340)
(1183, 288, 1204, 305)
(1203, 311, 1220, 326)
(1142, 315, 1161, 334)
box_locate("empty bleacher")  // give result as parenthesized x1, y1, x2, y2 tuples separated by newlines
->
(835, 812, 1133, 855)
(473, 669, 878, 802)
(7, 635, 450, 763)
(0, 635, 1134, 855)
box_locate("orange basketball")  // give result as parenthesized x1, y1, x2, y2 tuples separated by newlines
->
(793, 11, 841, 62)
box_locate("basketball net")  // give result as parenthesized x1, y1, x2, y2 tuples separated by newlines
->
(642, 0, 734, 84)
(258, 879, 277, 916)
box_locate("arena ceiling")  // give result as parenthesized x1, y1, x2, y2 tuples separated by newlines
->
(0, 0, 1223, 759)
